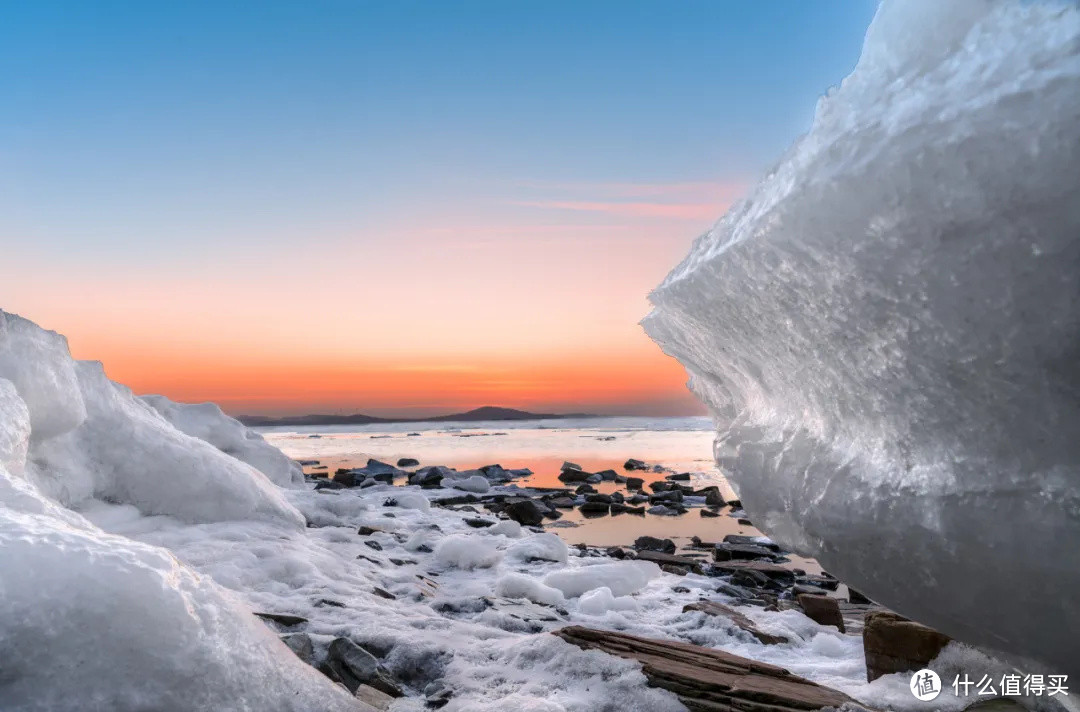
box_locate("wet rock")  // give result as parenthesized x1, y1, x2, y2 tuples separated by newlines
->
(625, 477, 644, 490)
(610, 503, 645, 515)
(575, 484, 596, 494)
(666, 473, 691, 481)
(558, 468, 594, 483)
(606, 546, 627, 559)
(863, 611, 951, 682)
(635, 550, 703, 574)
(505, 499, 546, 526)
(737, 518, 754, 526)
(596, 469, 619, 481)
(397, 457, 420, 467)
(315, 480, 346, 491)
(364, 540, 383, 551)
(434, 494, 481, 506)
(626, 493, 649, 505)
(254, 611, 308, 627)
(634, 536, 675, 554)
(648, 480, 674, 492)
(700, 508, 720, 518)
(647, 504, 684, 516)
(623, 459, 648, 470)
(358, 526, 379, 536)
(464, 518, 494, 528)
(280, 632, 316, 665)
(561, 461, 583, 472)
(554, 626, 857, 711)
(797, 594, 845, 633)
(848, 588, 873, 605)
(723, 534, 781, 552)
(547, 496, 576, 509)
(649, 490, 684, 504)
(683, 601, 790, 645)
(354, 684, 394, 710)
(712, 542, 775, 561)
(713, 561, 796, 585)
(796, 575, 840, 592)
(727, 499, 743, 509)
(705, 490, 725, 506)
(579, 501, 610, 515)
(324, 637, 403, 697)
(372, 587, 396, 600)
(424, 681, 453, 709)
(409, 467, 447, 488)
(584, 494, 613, 504)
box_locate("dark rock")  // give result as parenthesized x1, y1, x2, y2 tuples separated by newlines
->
(797, 594, 845, 632)
(547, 496, 576, 509)
(363, 539, 383, 551)
(358, 526, 379, 536)
(409, 466, 447, 488)
(623, 459, 648, 470)
(561, 461, 583, 472)
(464, 518, 494, 528)
(649, 490, 684, 504)
(713, 560, 796, 585)
(626, 493, 649, 505)
(280, 632, 316, 665)
(596, 469, 619, 481)
(574, 484, 596, 494)
(606, 546, 627, 559)
(700, 508, 720, 518)
(554, 626, 858, 711)
(863, 611, 951, 682)
(317, 598, 346, 608)
(625, 477, 644, 490)
(635, 550, 703, 574)
(705, 490, 725, 506)
(397, 457, 420, 467)
(388, 558, 416, 566)
(315, 480, 346, 491)
(579, 501, 610, 515)
(610, 503, 645, 515)
(634, 536, 676, 554)
(648, 480, 673, 492)
(712, 542, 775, 561)
(796, 575, 840, 592)
(505, 499, 546, 526)
(558, 468, 594, 483)
(723, 534, 781, 552)
(584, 493, 613, 504)
(372, 587, 397, 600)
(848, 588, 873, 605)
(666, 473, 691, 481)
(424, 680, 453, 709)
(325, 637, 403, 697)
(727, 499, 743, 509)
(683, 601, 790, 645)
(737, 518, 754, 526)
(254, 611, 308, 627)
(433, 494, 481, 506)
(662, 564, 689, 576)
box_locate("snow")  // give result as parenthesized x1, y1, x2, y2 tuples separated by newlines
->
(506, 533, 569, 564)
(141, 395, 304, 487)
(644, 0, 1080, 679)
(434, 534, 502, 570)
(576, 587, 639, 616)
(494, 573, 566, 607)
(450, 474, 490, 493)
(543, 561, 661, 599)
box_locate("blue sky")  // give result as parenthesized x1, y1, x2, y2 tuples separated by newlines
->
(1, 1, 880, 415)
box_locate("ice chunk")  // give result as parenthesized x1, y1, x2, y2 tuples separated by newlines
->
(434, 534, 501, 569)
(507, 533, 569, 564)
(0, 379, 30, 474)
(488, 520, 522, 538)
(452, 475, 491, 493)
(0, 312, 86, 441)
(644, 0, 1080, 677)
(141, 395, 303, 486)
(543, 561, 661, 598)
(0, 503, 364, 712)
(577, 586, 639, 616)
(494, 573, 566, 607)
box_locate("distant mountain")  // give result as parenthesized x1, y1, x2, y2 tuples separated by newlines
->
(236, 406, 597, 427)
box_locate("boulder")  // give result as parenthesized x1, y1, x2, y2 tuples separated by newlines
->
(579, 501, 610, 515)
(396, 457, 420, 467)
(561, 461, 582, 472)
(666, 473, 691, 481)
(723, 534, 781, 552)
(863, 611, 951, 682)
(625, 477, 644, 490)
(700, 509, 720, 518)
(554, 626, 857, 711)
(279, 632, 317, 665)
(354, 684, 394, 710)
(558, 468, 593, 483)
(596, 469, 619, 481)
(705, 490, 725, 506)
(547, 496, 576, 509)
(505, 499, 546, 526)
(796, 594, 845, 633)
(623, 459, 648, 470)
(323, 638, 403, 697)
(634, 536, 676, 554)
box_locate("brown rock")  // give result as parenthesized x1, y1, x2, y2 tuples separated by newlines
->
(683, 601, 790, 645)
(633, 549, 704, 574)
(796, 594, 846, 633)
(554, 626, 858, 711)
(863, 611, 951, 681)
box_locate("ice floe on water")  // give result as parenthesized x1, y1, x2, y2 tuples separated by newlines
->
(646, 0, 1080, 680)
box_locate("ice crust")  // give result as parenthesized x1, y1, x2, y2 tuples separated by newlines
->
(644, 0, 1080, 677)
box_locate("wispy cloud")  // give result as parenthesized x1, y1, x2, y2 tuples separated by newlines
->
(510, 179, 747, 222)
(513, 200, 722, 220)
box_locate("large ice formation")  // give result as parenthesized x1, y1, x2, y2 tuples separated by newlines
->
(0, 310, 360, 711)
(645, 0, 1080, 677)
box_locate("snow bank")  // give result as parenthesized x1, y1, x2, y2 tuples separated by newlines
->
(434, 534, 502, 569)
(141, 394, 304, 486)
(0, 311, 355, 711)
(507, 533, 569, 564)
(577, 587, 639, 616)
(644, 0, 1080, 677)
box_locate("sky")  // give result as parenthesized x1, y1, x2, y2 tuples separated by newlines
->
(1, 0, 878, 417)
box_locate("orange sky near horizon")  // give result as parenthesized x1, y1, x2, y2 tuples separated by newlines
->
(5, 183, 739, 418)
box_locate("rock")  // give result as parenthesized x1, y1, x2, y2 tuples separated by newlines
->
(648, 480, 673, 492)
(635, 550, 703, 574)
(396, 457, 420, 467)
(634, 536, 676, 554)
(505, 499, 546, 526)
(354, 684, 394, 710)
(424, 681, 453, 709)
(372, 587, 396, 600)
(558, 468, 594, 483)
(605, 546, 627, 559)
(314, 480, 345, 491)
(579, 501, 610, 515)
(649, 490, 684, 504)
(623, 459, 648, 470)
(666, 472, 691, 481)
(723, 534, 781, 552)
(626, 493, 649, 505)
(584, 493, 613, 504)
(863, 611, 951, 682)
(647, 504, 684, 516)
(363, 540, 383, 551)
(737, 518, 754, 526)
(434, 494, 481, 506)
(848, 588, 873, 604)
(705, 490, 725, 506)
(464, 517, 494, 528)
(254, 611, 308, 627)
(561, 461, 583, 472)
(324, 637, 403, 697)
(554, 626, 858, 711)
(358, 526, 379, 536)
(625, 477, 644, 490)
(713, 560, 796, 585)
(547, 496, 576, 509)
(596, 469, 619, 481)
(797, 594, 845, 632)
(796, 575, 840, 592)
(712, 542, 775, 561)
(683, 601, 790, 645)
(727, 499, 742, 509)
(279, 632, 316, 665)
(700, 508, 720, 518)
(662, 564, 689, 576)
(610, 503, 645, 515)
(574, 483, 596, 494)
(409, 466, 446, 488)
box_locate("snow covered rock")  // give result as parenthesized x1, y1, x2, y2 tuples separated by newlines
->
(543, 560, 661, 598)
(644, 0, 1080, 677)
(141, 395, 304, 486)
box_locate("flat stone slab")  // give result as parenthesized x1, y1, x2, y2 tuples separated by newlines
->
(713, 560, 795, 582)
(634, 550, 704, 573)
(683, 601, 790, 645)
(554, 626, 861, 712)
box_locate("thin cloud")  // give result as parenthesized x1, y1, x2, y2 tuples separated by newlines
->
(514, 199, 723, 220)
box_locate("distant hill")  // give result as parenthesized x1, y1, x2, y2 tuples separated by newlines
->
(236, 406, 597, 427)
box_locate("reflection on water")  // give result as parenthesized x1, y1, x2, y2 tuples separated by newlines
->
(263, 417, 823, 574)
